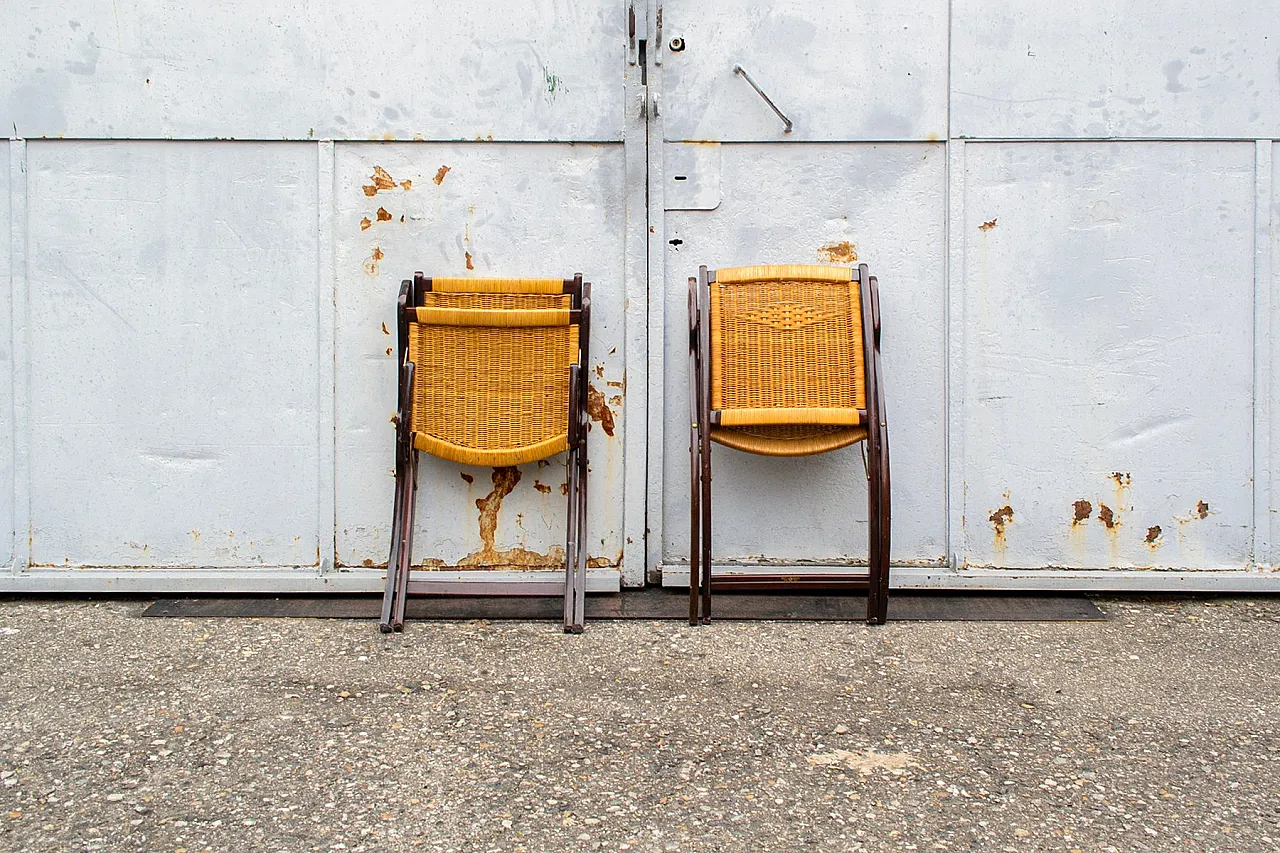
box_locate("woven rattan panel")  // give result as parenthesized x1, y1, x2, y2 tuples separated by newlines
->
(711, 424, 867, 457)
(420, 292, 569, 311)
(711, 278, 866, 412)
(408, 322, 577, 462)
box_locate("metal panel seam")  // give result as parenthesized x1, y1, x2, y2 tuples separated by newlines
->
(318, 140, 336, 573)
(1257, 140, 1274, 568)
(8, 140, 26, 575)
(945, 139, 966, 569)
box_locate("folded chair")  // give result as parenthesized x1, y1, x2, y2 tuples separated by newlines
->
(688, 263, 890, 625)
(380, 273, 591, 634)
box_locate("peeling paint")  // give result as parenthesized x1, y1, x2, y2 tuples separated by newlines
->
(1196, 500, 1210, 519)
(381, 322, 390, 335)
(989, 498, 1013, 562)
(586, 385, 616, 437)
(376, 207, 391, 222)
(1098, 503, 1117, 530)
(534, 480, 552, 494)
(1145, 525, 1163, 546)
(465, 251, 474, 270)
(433, 166, 450, 185)
(817, 240, 858, 264)
(362, 165, 398, 196)
(1071, 499, 1092, 525)
(979, 218, 997, 231)
(360, 217, 372, 231)
(400, 179, 412, 191)
(363, 245, 385, 276)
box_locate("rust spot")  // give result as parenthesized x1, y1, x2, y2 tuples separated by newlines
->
(587, 557, 613, 569)
(609, 395, 622, 407)
(360, 217, 372, 231)
(460, 472, 474, 484)
(1196, 500, 1210, 519)
(586, 385, 616, 437)
(465, 252, 474, 271)
(817, 241, 858, 264)
(376, 207, 392, 222)
(1145, 525, 1162, 546)
(433, 166, 450, 185)
(362, 558, 374, 567)
(989, 505, 1014, 535)
(362, 165, 397, 197)
(560, 482, 570, 496)
(594, 365, 605, 378)
(400, 215, 405, 223)
(979, 219, 997, 232)
(1109, 472, 1131, 486)
(385, 347, 393, 356)
(606, 380, 624, 390)
(534, 481, 552, 494)
(1072, 499, 1092, 525)
(381, 322, 390, 335)
(457, 467, 565, 569)
(536, 459, 550, 469)
(1098, 503, 1117, 530)
(400, 179, 412, 191)
(363, 246, 385, 277)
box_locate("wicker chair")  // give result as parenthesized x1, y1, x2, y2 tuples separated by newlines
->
(380, 273, 591, 634)
(688, 263, 890, 625)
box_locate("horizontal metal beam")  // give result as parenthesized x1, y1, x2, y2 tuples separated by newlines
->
(659, 564, 1280, 593)
(0, 566, 621, 595)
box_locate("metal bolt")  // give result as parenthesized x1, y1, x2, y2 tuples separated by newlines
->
(669, 36, 685, 52)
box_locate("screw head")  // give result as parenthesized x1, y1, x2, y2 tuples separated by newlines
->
(669, 36, 686, 52)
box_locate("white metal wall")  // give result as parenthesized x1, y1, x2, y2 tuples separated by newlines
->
(3, 0, 1279, 592)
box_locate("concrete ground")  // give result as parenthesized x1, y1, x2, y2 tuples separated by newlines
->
(0, 595, 1277, 853)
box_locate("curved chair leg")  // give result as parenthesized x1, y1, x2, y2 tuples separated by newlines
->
(875, 418, 891, 624)
(865, 433, 883, 625)
(380, 455, 405, 633)
(391, 448, 418, 632)
(564, 365, 582, 633)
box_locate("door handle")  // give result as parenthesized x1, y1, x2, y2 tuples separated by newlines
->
(732, 64, 792, 133)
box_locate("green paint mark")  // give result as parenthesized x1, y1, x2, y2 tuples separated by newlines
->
(543, 66, 562, 104)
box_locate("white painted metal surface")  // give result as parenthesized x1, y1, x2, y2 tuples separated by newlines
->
(3, 0, 1278, 593)
(0, 1, 624, 141)
(958, 142, 1256, 570)
(952, 0, 1280, 139)
(661, 0, 948, 141)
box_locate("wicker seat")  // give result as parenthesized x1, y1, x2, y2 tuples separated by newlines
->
(381, 273, 591, 633)
(688, 263, 890, 625)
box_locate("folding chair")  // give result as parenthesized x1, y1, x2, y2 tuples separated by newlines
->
(688, 263, 890, 625)
(380, 273, 591, 634)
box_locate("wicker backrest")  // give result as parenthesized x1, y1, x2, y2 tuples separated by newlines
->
(407, 280, 579, 466)
(710, 264, 865, 416)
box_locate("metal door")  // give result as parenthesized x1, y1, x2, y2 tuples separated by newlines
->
(646, 0, 952, 584)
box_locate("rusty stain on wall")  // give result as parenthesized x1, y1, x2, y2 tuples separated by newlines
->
(1196, 500, 1210, 519)
(363, 245, 385, 277)
(360, 217, 372, 231)
(1097, 503, 1117, 530)
(362, 165, 398, 196)
(1109, 472, 1131, 487)
(433, 166, 450, 185)
(400, 179, 412, 191)
(376, 207, 392, 222)
(460, 472, 474, 484)
(381, 322, 390, 335)
(533, 480, 552, 494)
(1145, 525, 1163, 547)
(586, 385, 616, 437)
(817, 241, 858, 264)
(465, 251, 474, 270)
(456, 467, 564, 569)
(979, 218, 998, 231)
(1071, 499, 1092, 525)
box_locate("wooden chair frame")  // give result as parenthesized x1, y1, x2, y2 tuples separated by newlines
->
(688, 263, 890, 625)
(380, 272, 591, 634)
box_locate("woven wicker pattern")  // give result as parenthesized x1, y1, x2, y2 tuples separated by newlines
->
(711, 424, 867, 457)
(432, 277, 564, 294)
(420, 292, 568, 311)
(411, 307, 571, 327)
(408, 317, 578, 467)
(710, 277, 865, 413)
(716, 264, 854, 284)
